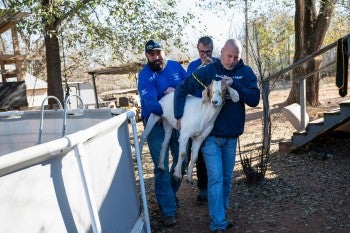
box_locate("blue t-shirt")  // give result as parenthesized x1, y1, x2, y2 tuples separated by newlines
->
(138, 60, 187, 118)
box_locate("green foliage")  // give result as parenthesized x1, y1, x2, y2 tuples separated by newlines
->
(323, 2, 350, 45)
(2, 0, 345, 82)
(250, 12, 294, 75)
(3, 0, 193, 64)
(198, 0, 295, 75)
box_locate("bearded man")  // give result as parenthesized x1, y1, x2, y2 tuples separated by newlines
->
(137, 40, 187, 227)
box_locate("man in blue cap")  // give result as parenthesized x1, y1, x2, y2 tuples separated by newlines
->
(138, 39, 187, 227)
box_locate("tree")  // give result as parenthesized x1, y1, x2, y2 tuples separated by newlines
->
(249, 14, 294, 74)
(41, 0, 65, 106)
(237, 13, 294, 183)
(2, 0, 193, 107)
(286, 0, 337, 106)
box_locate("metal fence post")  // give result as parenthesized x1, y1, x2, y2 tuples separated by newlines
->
(300, 78, 307, 131)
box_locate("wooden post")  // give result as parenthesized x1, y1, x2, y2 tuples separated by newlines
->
(1, 61, 5, 82)
(92, 74, 99, 108)
(11, 25, 25, 81)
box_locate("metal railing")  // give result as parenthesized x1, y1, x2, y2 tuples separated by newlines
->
(38, 96, 63, 144)
(267, 34, 350, 131)
(62, 94, 84, 137)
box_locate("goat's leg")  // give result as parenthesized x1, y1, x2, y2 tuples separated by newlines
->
(185, 126, 214, 182)
(139, 114, 161, 154)
(173, 133, 190, 180)
(158, 121, 173, 171)
(186, 139, 203, 183)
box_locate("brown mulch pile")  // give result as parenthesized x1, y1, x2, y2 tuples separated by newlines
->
(131, 80, 350, 233)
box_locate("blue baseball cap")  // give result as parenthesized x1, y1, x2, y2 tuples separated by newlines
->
(145, 40, 162, 53)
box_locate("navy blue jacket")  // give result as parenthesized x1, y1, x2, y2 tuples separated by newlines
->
(174, 59, 260, 138)
(138, 60, 187, 118)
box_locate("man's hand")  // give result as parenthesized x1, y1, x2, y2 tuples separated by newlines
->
(222, 75, 233, 86)
(176, 119, 181, 130)
(164, 87, 175, 94)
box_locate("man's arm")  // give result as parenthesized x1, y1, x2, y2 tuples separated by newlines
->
(230, 67, 260, 107)
(138, 74, 163, 116)
(174, 69, 207, 119)
(174, 78, 190, 120)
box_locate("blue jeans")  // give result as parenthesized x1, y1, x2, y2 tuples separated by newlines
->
(144, 119, 186, 219)
(201, 135, 237, 231)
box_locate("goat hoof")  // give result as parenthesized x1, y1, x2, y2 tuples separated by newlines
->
(173, 172, 182, 180)
(186, 178, 194, 185)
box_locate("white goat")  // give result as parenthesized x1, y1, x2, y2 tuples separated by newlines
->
(139, 80, 239, 182)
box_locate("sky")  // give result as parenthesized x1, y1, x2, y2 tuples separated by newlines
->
(177, 0, 245, 60)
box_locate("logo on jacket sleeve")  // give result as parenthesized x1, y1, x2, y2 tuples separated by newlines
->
(172, 73, 182, 81)
(140, 89, 148, 96)
(148, 73, 156, 82)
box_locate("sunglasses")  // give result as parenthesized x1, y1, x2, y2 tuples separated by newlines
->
(199, 49, 212, 54)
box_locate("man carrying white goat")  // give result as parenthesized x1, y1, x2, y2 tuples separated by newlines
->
(174, 38, 260, 233)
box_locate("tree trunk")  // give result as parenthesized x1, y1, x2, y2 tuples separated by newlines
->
(45, 34, 63, 107)
(286, 0, 336, 106)
(42, 0, 63, 108)
(306, 58, 322, 106)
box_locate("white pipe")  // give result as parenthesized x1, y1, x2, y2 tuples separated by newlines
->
(38, 96, 63, 144)
(73, 143, 102, 233)
(128, 111, 152, 233)
(0, 111, 23, 118)
(0, 137, 69, 177)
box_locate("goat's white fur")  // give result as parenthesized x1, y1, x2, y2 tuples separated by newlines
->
(139, 80, 239, 182)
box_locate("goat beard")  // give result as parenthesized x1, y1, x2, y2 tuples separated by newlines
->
(148, 59, 164, 72)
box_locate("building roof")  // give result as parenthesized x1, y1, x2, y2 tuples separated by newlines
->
(6, 71, 47, 90)
(88, 62, 144, 76)
(25, 73, 47, 90)
(87, 60, 189, 76)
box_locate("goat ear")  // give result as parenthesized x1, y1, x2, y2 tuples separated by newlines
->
(228, 87, 239, 102)
(202, 86, 210, 103)
(221, 84, 227, 103)
(202, 88, 209, 103)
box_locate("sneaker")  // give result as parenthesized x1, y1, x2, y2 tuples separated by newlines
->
(162, 215, 176, 227)
(226, 220, 234, 229)
(175, 196, 180, 208)
(197, 189, 207, 203)
(213, 229, 225, 233)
